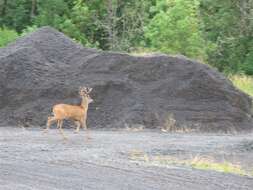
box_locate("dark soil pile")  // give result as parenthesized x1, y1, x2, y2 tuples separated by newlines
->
(0, 27, 252, 132)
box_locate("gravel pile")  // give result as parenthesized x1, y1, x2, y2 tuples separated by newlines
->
(0, 26, 252, 132)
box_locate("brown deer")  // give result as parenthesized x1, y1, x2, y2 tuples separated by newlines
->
(45, 87, 93, 136)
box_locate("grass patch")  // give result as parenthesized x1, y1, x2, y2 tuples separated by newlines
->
(129, 152, 251, 176)
(229, 75, 253, 97)
(189, 157, 247, 176)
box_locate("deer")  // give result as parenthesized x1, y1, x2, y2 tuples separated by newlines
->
(44, 87, 93, 137)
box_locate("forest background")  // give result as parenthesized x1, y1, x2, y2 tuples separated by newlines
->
(0, 0, 252, 95)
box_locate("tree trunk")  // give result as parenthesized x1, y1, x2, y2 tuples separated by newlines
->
(1, 0, 8, 17)
(237, 0, 252, 36)
(106, 0, 118, 50)
(30, 0, 37, 19)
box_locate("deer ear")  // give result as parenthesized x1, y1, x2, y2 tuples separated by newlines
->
(79, 87, 85, 95)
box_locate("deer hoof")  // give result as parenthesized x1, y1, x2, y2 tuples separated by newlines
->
(43, 129, 49, 133)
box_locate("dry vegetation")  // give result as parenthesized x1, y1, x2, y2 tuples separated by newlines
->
(230, 75, 253, 97)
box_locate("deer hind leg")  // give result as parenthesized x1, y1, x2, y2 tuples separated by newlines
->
(44, 116, 57, 133)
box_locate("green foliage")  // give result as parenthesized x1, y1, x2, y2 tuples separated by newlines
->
(0, 0, 252, 76)
(65, 0, 93, 46)
(34, 0, 91, 46)
(59, 18, 89, 45)
(145, 0, 207, 59)
(35, 0, 69, 27)
(0, 0, 32, 32)
(0, 27, 19, 47)
(200, 0, 253, 74)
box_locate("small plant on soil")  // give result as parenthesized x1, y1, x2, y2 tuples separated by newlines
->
(162, 113, 177, 132)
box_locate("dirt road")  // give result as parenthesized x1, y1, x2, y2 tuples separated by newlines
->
(1, 127, 253, 190)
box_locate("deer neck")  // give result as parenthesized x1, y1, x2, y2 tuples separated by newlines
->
(80, 97, 89, 111)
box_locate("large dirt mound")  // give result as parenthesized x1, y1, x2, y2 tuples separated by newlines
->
(0, 27, 252, 132)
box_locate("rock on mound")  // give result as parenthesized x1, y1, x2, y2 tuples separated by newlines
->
(0, 26, 252, 132)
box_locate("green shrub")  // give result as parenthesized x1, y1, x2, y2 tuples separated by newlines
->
(144, 0, 207, 60)
(21, 25, 38, 36)
(0, 27, 19, 47)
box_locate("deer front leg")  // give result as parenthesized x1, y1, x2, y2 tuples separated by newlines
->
(82, 117, 87, 130)
(74, 121, 81, 133)
(82, 118, 91, 141)
(57, 120, 60, 128)
(80, 120, 87, 130)
(58, 120, 67, 140)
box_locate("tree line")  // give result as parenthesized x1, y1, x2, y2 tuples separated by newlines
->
(0, 0, 252, 75)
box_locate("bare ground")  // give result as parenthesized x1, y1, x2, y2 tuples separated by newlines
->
(1, 127, 253, 190)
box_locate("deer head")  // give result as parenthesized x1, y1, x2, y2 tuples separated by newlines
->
(79, 86, 94, 104)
